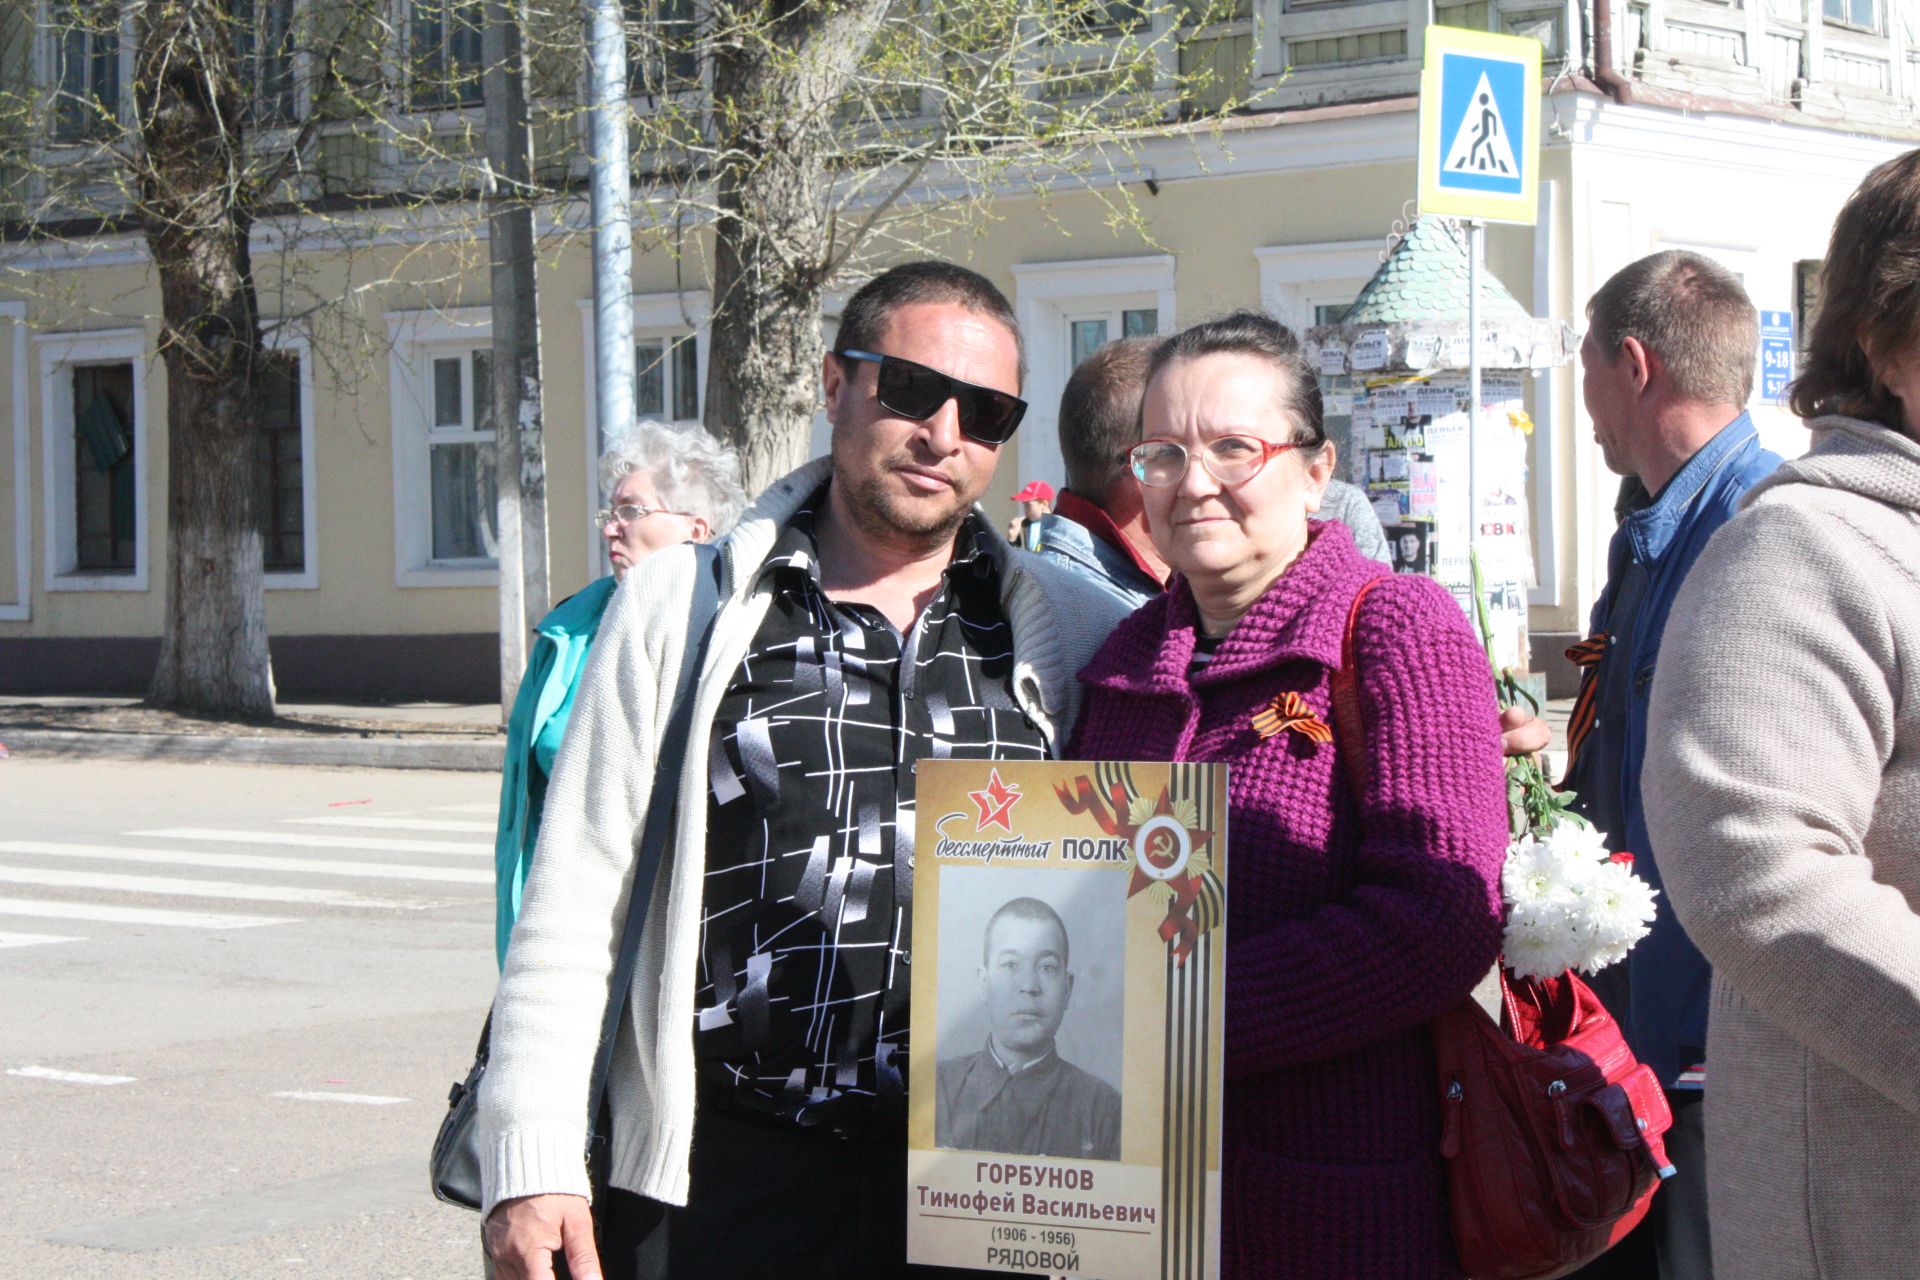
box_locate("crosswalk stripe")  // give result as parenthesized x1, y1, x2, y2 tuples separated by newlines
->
(0, 931, 84, 950)
(0, 896, 292, 929)
(271, 1090, 409, 1105)
(0, 842, 492, 886)
(8, 1065, 136, 1085)
(132, 827, 489, 856)
(0, 865, 423, 908)
(284, 816, 496, 835)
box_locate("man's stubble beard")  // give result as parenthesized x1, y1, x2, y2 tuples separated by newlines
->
(838, 454, 978, 557)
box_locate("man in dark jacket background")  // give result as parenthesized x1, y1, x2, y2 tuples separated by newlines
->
(1561, 250, 1781, 1280)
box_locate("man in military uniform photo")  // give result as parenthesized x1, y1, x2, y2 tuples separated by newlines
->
(935, 897, 1121, 1161)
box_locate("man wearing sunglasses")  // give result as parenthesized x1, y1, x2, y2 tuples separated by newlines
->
(479, 261, 1131, 1280)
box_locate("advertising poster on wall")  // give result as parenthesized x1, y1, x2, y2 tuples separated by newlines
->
(1347, 371, 1534, 670)
(907, 759, 1229, 1280)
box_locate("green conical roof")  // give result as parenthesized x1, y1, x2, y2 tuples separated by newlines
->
(1342, 217, 1535, 330)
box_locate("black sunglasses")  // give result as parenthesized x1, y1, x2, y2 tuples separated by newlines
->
(836, 349, 1028, 445)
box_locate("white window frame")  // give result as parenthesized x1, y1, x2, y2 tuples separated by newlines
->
(36, 327, 149, 594)
(403, 0, 487, 113)
(1253, 239, 1381, 332)
(262, 324, 320, 591)
(1010, 255, 1176, 492)
(234, 0, 307, 130)
(387, 306, 497, 588)
(0, 303, 29, 621)
(36, 0, 132, 146)
(578, 290, 711, 580)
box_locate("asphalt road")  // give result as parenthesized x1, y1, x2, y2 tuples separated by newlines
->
(0, 757, 502, 1279)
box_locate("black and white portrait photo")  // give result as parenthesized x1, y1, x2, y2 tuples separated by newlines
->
(1388, 522, 1434, 575)
(934, 867, 1124, 1161)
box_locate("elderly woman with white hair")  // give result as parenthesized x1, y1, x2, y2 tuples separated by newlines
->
(492, 420, 746, 966)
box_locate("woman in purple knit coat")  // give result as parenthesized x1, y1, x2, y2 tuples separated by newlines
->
(1071, 313, 1510, 1278)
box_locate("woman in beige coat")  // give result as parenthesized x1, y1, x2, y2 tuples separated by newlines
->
(1644, 147, 1920, 1279)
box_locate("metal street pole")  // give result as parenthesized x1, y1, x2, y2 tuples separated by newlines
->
(485, 0, 550, 720)
(587, 0, 634, 455)
(1466, 218, 1483, 565)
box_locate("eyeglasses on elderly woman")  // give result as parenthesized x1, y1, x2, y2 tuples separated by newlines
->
(594, 503, 694, 529)
(1127, 434, 1304, 489)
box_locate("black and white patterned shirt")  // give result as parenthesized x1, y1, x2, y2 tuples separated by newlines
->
(695, 488, 1050, 1125)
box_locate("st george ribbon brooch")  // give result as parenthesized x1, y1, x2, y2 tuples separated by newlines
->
(1251, 691, 1332, 744)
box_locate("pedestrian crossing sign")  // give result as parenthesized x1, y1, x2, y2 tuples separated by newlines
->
(1418, 27, 1541, 225)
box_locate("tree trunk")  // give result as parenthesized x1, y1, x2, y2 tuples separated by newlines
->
(136, 0, 276, 718)
(704, 0, 893, 495)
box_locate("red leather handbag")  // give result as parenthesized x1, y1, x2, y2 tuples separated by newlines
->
(1432, 969, 1675, 1280)
(1330, 576, 1675, 1280)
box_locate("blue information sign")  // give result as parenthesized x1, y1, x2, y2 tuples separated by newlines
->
(1759, 310, 1794, 405)
(1435, 53, 1528, 198)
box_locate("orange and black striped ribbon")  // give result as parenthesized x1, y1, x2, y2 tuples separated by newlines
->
(1559, 633, 1611, 788)
(1251, 691, 1332, 744)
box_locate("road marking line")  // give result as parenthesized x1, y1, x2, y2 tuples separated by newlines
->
(0, 842, 492, 886)
(0, 931, 85, 950)
(0, 896, 293, 929)
(8, 1065, 137, 1085)
(284, 816, 495, 834)
(425, 803, 498, 815)
(271, 1090, 408, 1105)
(0, 865, 411, 907)
(132, 827, 490, 856)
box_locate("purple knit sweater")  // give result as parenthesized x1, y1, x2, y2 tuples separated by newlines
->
(1072, 521, 1508, 1279)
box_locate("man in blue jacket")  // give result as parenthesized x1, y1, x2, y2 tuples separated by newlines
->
(1562, 251, 1780, 1280)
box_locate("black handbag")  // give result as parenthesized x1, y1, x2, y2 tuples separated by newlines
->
(432, 543, 727, 1212)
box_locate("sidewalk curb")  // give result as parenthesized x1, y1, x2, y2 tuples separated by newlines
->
(0, 729, 503, 772)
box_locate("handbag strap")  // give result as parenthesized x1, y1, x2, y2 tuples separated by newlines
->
(1327, 573, 1387, 798)
(584, 541, 727, 1144)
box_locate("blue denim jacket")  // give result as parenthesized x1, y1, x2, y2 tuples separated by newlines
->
(1563, 413, 1779, 1089)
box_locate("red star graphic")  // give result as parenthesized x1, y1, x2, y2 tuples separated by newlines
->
(969, 769, 1022, 832)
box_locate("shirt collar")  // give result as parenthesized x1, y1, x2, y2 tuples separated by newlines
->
(988, 1036, 1060, 1077)
(1052, 489, 1167, 588)
(1624, 413, 1759, 564)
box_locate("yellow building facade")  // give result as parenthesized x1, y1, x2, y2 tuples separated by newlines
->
(2, 2, 1916, 698)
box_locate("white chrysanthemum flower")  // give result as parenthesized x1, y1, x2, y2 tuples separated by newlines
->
(1503, 898, 1587, 982)
(1544, 820, 1612, 866)
(1577, 860, 1660, 973)
(1502, 838, 1566, 905)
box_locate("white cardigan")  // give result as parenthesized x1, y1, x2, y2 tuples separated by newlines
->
(476, 457, 1131, 1214)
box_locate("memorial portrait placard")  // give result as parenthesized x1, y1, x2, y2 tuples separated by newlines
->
(907, 759, 1229, 1280)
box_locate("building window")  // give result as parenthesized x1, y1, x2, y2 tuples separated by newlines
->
(1821, 0, 1874, 28)
(627, 0, 700, 97)
(410, 0, 484, 110)
(72, 363, 136, 572)
(1435, 2, 1491, 29)
(424, 348, 497, 562)
(255, 351, 305, 573)
(635, 332, 700, 425)
(1289, 28, 1407, 68)
(232, 0, 299, 126)
(49, 3, 121, 142)
(1067, 307, 1158, 371)
(1313, 301, 1353, 326)
(1502, 9, 1563, 56)
(1010, 255, 1176, 493)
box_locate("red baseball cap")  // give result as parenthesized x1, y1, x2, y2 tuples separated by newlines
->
(1012, 480, 1055, 503)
